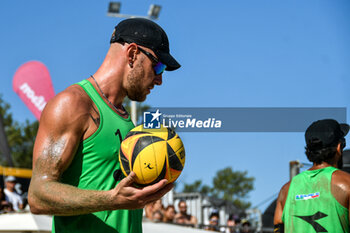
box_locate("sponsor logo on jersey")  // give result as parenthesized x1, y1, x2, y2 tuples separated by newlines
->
(295, 192, 320, 200)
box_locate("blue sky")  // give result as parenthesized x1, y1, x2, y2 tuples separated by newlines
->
(1, 0, 350, 212)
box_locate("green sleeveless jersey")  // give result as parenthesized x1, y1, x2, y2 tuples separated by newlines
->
(282, 166, 349, 233)
(52, 80, 143, 233)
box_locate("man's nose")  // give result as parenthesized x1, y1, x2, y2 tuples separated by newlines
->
(154, 74, 162, 86)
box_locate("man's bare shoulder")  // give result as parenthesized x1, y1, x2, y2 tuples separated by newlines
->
(49, 84, 90, 108)
(280, 181, 291, 195)
(43, 84, 91, 118)
(331, 169, 350, 208)
(274, 181, 291, 224)
(277, 181, 291, 205)
(332, 170, 350, 191)
(39, 83, 93, 133)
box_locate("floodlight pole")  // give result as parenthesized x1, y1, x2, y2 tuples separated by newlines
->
(107, 2, 161, 125)
(131, 101, 137, 126)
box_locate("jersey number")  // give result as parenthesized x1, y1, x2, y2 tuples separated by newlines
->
(115, 129, 123, 144)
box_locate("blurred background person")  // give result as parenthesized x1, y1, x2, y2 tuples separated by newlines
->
(163, 205, 176, 223)
(225, 214, 239, 233)
(274, 119, 350, 233)
(152, 199, 164, 213)
(174, 200, 197, 227)
(205, 210, 220, 232)
(0, 185, 13, 213)
(145, 199, 164, 221)
(152, 210, 164, 223)
(144, 202, 154, 220)
(240, 219, 252, 233)
(3, 176, 23, 211)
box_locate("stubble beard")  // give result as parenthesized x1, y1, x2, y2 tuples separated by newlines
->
(126, 62, 147, 102)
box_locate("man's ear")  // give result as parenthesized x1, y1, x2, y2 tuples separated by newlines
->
(337, 142, 342, 154)
(126, 43, 138, 65)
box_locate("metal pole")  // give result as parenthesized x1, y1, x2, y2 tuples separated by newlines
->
(289, 160, 301, 179)
(0, 113, 14, 167)
(131, 101, 137, 125)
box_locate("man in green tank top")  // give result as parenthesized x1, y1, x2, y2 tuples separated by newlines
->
(274, 119, 350, 233)
(28, 18, 181, 233)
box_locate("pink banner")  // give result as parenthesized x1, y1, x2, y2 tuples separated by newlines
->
(13, 61, 55, 120)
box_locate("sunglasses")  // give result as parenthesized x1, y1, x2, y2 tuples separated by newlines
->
(137, 47, 167, 75)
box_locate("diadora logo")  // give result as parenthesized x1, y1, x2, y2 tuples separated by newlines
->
(143, 109, 162, 129)
(295, 192, 320, 201)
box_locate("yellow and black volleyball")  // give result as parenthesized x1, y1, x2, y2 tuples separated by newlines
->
(119, 124, 185, 186)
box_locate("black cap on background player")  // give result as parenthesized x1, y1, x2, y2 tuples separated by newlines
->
(305, 119, 349, 167)
(305, 119, 349, 150)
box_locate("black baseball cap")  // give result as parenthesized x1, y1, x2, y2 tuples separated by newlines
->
(110, 18, 181, 71)
(305, 119, 349, 149)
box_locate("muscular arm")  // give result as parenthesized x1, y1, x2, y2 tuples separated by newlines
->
(28, 87, 172, 216)
(274, 181, 290, 225)
(331, 170, 350, 223)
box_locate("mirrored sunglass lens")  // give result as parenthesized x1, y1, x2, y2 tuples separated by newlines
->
(154, 62, 167, 75)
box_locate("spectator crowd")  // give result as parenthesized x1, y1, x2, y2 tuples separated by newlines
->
(144, 199, 254, 233)
(205, 210, 253, 233)
(145, 199, 198, 226)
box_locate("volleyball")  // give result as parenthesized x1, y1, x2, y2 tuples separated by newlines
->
(119, 124, 185, 186)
